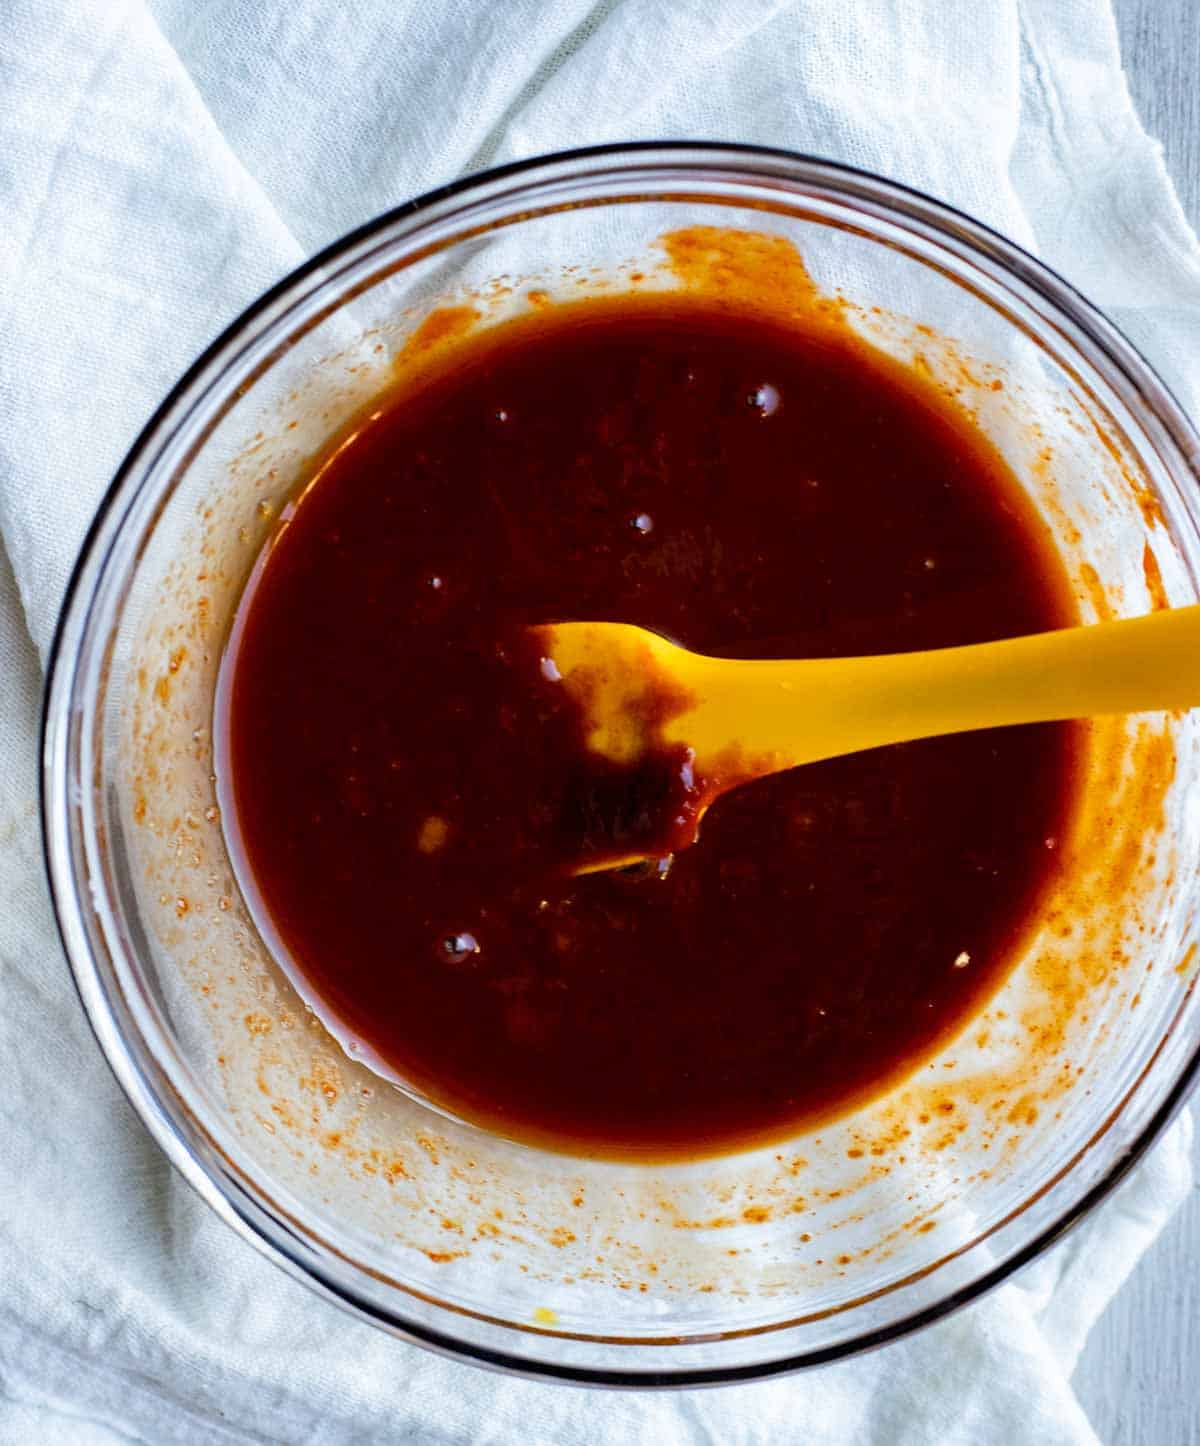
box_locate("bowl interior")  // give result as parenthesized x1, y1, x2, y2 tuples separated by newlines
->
(50, 151, 1200, 1380)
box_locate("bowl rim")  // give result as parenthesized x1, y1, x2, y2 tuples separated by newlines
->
(40, 139, 1200, 1388)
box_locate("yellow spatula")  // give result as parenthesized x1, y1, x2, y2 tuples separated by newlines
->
(534, 606, 1200, 871)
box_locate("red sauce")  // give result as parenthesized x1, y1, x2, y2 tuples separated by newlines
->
(220, 293, 1080, 1159)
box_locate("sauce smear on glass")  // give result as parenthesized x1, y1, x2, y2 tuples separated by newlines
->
(220, 292, 1080, 1159)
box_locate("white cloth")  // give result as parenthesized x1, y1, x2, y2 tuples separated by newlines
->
(1, 1, 1198, 1441)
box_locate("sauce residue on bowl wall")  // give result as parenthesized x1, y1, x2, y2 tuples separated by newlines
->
(122, 222, 1190, 1312)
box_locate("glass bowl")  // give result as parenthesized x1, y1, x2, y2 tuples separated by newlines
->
(42, 143, 1200, 1385)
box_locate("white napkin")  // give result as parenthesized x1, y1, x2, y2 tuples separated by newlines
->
(2, 1, 1198, 1440)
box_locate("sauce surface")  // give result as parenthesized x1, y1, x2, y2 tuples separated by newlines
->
(221, 293, 1080, 1159)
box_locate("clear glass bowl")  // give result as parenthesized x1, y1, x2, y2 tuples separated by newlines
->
(42, 143, 1200, 1385)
